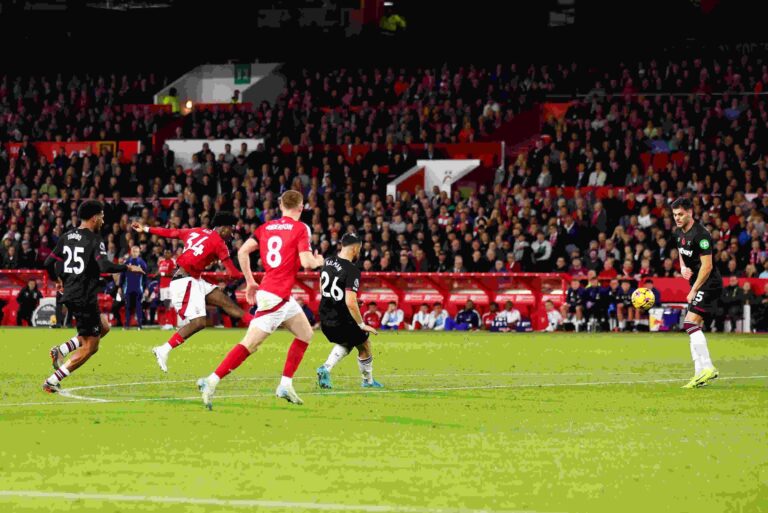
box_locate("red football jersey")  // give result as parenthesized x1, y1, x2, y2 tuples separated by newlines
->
(149, 227, 232, 279)
(254, 217, 311, 299)
(363, 310, 381, 329)
(157, 257, 176, 288)
(482, 312, 496, 329)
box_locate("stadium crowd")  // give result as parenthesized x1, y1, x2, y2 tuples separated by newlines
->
(2, 56, 768, 330)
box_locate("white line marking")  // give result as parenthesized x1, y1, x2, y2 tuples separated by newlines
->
(58, 389, 109, 403)
(3, 375, 766, 408)
(62, 371, 678, 393)
(0, 490, 550, 513)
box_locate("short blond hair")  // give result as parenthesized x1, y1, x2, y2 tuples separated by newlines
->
(280, 190, 303, 211)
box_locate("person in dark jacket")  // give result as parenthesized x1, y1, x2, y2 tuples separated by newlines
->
(120, 246, 148, 329)
(446, 300, 481, 331)
(17, 279, 43, 326)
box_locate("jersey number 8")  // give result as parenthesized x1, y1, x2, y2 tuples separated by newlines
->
(320, 271, 344, 301)
(266, 236, 283, 268)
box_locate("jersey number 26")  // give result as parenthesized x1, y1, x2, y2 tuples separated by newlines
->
(320, 271, 344, 301)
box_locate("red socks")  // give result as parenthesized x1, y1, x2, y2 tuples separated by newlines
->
(283, 338, 309, 378)
(214, 344, 251, 379)
(167, 332, 185, 348)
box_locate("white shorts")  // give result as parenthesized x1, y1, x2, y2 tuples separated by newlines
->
(170, 277, 217, 321)
(160, 287, 171, 302)
(251, 290, 303, 334)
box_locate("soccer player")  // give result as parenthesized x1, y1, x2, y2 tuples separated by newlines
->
(42, 200, 145, 393)
(197, 190, 325, 409)
(430, 302, 449, 330)
(157, 248, 176, 329)
(121, 245, 148, 330)
(362, 302, 382, 330)
(560, 279, 585, 330)
(543, 300, 563, 332)
(482, 302, 500, 330)
(410, 303, 433, 330)
(131, 212, 252, 372)
(672, 197, 721, 388)
(495, 300, 521, 332)
(315, 233, 382, 389)
(615, 280, 637, 331)
(380, 301, 404, 330)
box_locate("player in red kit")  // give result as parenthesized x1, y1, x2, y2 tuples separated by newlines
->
(157, 248, 176, 330)
(131, 212, 254, 372)
(197, 190, 324, 409)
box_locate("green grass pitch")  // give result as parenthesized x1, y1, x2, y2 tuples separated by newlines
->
(0, 328, 766, 513)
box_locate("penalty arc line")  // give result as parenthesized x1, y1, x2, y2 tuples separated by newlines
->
(3, 375, 766, 408)
(0, 490, 556, 513)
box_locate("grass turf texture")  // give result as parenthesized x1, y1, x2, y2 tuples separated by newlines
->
(0, 328, 766, 513)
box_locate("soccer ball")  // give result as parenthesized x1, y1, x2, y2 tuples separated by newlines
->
(631, 288, 655, 311)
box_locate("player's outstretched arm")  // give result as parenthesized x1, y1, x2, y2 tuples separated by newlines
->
(346, 290, 377, 335)
(132, 221, 188, 240)
(300, 250, 325, 270)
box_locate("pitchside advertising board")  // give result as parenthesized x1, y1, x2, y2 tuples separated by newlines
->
(167, 138, 265, 168)
(32, 298, 57, 327)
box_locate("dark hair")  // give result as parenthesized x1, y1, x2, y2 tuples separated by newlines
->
(211, 211, 238, 228)
(388, 301, 397, 306)
(671, 197, 692, 210)
(341, 233, 362, 247)
(77, 200, 103, 221)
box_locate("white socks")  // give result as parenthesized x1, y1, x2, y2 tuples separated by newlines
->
(358, 356, 373, 384)
(58, 336, 81, 356)
(690, 329, 714, 371)
(323, 344, 350, 371)
(280, 376, 293, 387)
(47, 364, 70, 385)
(207, 373, 221, 386)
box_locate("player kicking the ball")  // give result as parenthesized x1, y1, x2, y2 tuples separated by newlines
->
(672, 197, 722, 388)
(197, 190, 325, 409)
(316, 233, 381, 389)
(43, 201, 145, 392)
(131, 212, 254, 372)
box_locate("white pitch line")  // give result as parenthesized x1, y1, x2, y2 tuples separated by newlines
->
(0, 490, 551, 513)
(3, 375, 766, 409)
(62, 370, 680, 393)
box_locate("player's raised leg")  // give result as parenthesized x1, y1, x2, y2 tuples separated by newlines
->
(204, 287, 254, 327)
(197, 323, 271, 410)
(51, 314, 111, 370)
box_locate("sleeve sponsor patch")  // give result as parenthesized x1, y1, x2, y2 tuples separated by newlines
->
(699, 239, 710, 250)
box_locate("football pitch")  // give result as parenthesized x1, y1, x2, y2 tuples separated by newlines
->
(0, 328, 766, 513)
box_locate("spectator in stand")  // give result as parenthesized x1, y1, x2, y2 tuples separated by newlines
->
(16, 279, 43, 326)
(560, 279, 585, 330)
(2, 245, 20, 269)
(362, 302, 382, 329)
(430, 302, 449, 331)
(544, 300, 563, 332)
(494, 300, 521, 332)
(409, 303, 433, 330)
(120, 246, 148, 330)
(446, 300, 481, 331)
(531, 231, 552, 271)
(380, 301, 404, 331)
